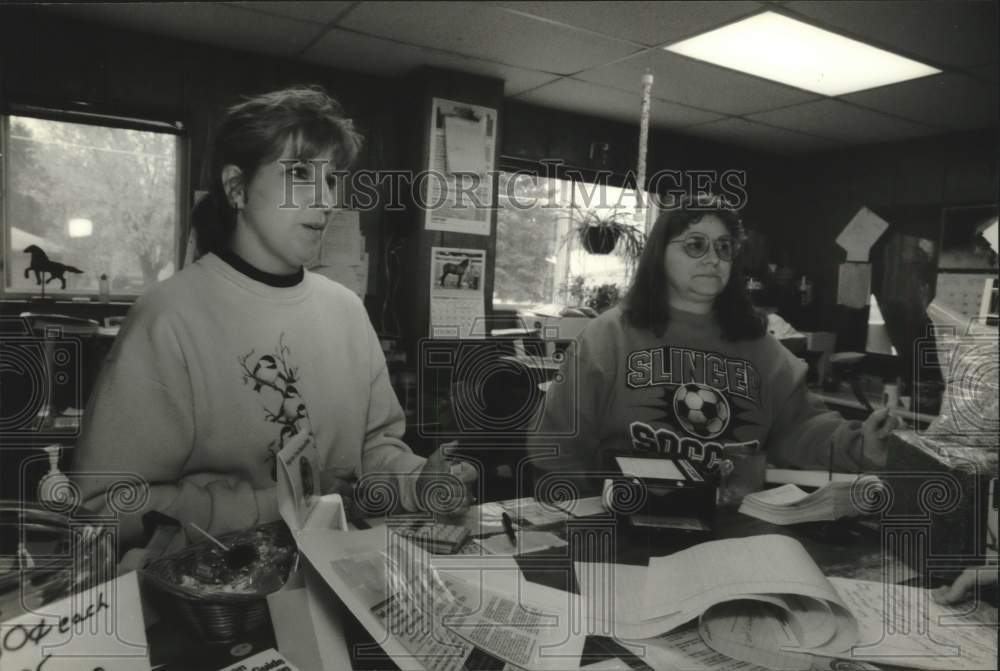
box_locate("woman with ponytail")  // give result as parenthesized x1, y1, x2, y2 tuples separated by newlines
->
(74, 86, 475, 548)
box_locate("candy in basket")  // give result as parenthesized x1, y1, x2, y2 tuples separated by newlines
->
(140, 520, 297, 642)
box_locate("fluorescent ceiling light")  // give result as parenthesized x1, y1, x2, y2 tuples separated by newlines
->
(664, 11, 941, 96)
(68, 218, 93, 238)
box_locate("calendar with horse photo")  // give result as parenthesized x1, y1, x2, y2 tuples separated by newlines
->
(431, 247, 484, 293)
(429, 246, 487, 339)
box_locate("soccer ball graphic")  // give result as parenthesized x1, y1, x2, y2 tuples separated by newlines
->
(673, 383, 730, 439)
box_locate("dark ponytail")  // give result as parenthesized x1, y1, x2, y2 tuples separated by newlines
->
(191, 189, 237, 259)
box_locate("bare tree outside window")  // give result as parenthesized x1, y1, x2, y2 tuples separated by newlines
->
(5, 115, 179, 296)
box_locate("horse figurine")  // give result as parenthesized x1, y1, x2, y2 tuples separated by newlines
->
(24, 245, 84, 289)
(439, 257, 470, 287)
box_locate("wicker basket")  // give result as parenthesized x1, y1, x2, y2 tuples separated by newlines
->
(141, 520, 296, 642)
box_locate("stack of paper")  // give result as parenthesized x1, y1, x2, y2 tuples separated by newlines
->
(578, 535, 857, 644)
(576, 534, 997, 670)
(388, 520, 470, 554)
(737, 475, 883, 525)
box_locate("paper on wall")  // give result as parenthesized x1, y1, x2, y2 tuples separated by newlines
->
(430, 246, 486, 338)
(0, 571, 150, 670)
(836, 262, 871, 309)
(425, 98, 496, 236)
(308, 210, 368, 297)
(444, 115, 489, 174)
(982, 218, 998, 253)
(836, 207, 889, 262)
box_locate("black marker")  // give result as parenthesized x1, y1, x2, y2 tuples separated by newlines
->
(501, 512, 518, 548)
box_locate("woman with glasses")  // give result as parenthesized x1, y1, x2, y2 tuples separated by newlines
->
(531, 193, 899, 495)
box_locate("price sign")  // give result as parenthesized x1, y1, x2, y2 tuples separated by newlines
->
(0, 571, 149, 671)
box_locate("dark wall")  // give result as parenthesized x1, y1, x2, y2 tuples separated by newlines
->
(765, 130, 998, 342)
(500, 100, 774, 208)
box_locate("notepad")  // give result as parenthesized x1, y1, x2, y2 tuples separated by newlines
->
(738, 475, 883, 525)
(389, 520, 470, 554)
(615, 456, 685, 481)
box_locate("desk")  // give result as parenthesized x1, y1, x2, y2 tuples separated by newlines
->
(142, 500, 992, 670)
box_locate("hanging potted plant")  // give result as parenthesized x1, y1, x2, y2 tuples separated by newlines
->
(569, 208, 645, 261)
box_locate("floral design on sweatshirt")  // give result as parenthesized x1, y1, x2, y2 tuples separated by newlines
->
(238, 333, 312, 480)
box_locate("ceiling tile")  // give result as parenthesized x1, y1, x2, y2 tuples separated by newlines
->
(339, 1, 640, 75)
(842, 73, 997, 131)
(491, 1, 763, 47)
(747, 99, 940, 145)
(224, 1, 355, 24)
(575, 49, 820, 115)
(682, 118, 843, 154)
(969, 63, 999, 85)
(784, 0, 998, 68)
(513, 78, 724, 128)
(304, 28, 560, 95)
(49, 2, 322, 57)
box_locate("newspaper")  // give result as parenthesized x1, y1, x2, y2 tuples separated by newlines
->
(296, 527, 584, 670)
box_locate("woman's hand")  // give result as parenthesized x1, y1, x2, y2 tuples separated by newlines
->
(415, 444, 478, 517)
(860, 408, 903, 469)
(933, 566, 999, 605)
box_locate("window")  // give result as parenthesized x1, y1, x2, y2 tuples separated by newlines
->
(493, 171, 653, 310)
(2, 108, 184, 298)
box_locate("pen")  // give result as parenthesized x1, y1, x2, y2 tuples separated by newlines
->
(828, 441, 834, 483)
(501, 512, 518, 548)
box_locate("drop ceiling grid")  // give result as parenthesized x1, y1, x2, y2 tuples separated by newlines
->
(224, 1, 357, 25)
(513, 77, 726, 128)
(303, 27, 562, 96)
(51, 2, 324, 57)
(569, 48, 822, 116)
(840, 73, 999, 131)
(336, 1, 643, 76)
(683, 117, 844, 154)
(782, 0, 999, 69)
(28, 1, 1000, 154)
(486, 1, 766, 49)
(745, 99, 943, 144)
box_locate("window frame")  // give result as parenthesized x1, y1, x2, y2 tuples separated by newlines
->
(1, 103, 190, 302)
(493, 158, 656, 308)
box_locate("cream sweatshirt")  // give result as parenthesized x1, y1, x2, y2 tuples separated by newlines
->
(73, 253, 425, 547)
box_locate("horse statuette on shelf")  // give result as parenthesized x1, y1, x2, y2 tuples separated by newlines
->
(24, 245, 84, 297)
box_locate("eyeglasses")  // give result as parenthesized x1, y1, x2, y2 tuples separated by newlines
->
(668, 233, 740, 261)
